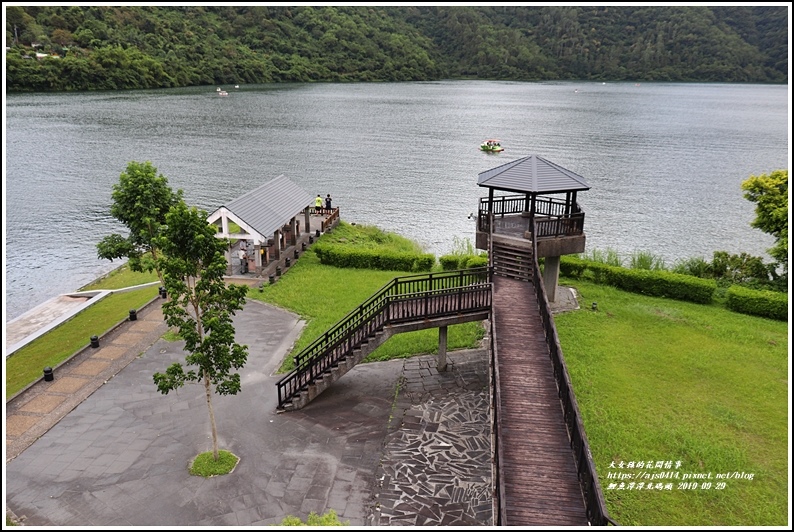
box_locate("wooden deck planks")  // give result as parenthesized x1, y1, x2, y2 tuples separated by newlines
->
(493, 275, 589, 526)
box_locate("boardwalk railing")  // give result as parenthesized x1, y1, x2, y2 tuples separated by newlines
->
(527, 219, 617, 526)
(487, 236, 508, 525)
(321, 207, 340, 232)
(276, 268, 492, 410)
(478, 194, 585, 239)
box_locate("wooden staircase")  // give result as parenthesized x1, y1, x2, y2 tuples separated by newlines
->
(491, 234, 534, 282)
(279, 327, 393, 411)
(276, 268, 493, 412)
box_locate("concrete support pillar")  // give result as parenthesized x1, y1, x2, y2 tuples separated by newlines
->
(543, 255, 561, 303)
(437, 325, 448, 372)
(304, 208, 311, 237)
(225, 246, 233, 276)
(254, 244, 262, 274)
(290, 217, 297, 245)
(273, 230, 281, 260)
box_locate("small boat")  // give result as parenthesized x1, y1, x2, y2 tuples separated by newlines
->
(234, 85, 240, 89)
(218, 90, 229, 97)
(480, 139, 504, 152)
(216, 87, 222, 91)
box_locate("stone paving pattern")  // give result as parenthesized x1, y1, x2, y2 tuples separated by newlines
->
(371, 351, 494, 526)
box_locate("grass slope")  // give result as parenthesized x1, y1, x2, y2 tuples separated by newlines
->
(555, 279, 789, 526)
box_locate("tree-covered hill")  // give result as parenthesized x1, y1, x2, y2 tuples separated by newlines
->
(5, 5, 788, 92)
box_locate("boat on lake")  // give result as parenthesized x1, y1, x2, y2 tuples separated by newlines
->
(218, 90, 229, 97)
(480, 139, 504, 152)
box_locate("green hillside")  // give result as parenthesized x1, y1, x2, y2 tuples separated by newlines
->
(5, 5, 788, 91)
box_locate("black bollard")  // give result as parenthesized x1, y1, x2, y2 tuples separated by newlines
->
(269, 274, 276, 284)
(43, 367, 54, 382)
(90, 335, 100, 348)
(309, 236, 314, 244)
(285, 257, 291, 267)
(294, 249, 300, 259)
(276, 266, 282, 276)
(302, 242, 307, 251)
(316, 229, 321, 237)
(160, 288, 167, 299)
(129, 309, 137, 321)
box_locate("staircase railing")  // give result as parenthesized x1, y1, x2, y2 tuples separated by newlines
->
(276, 268, 492, 409)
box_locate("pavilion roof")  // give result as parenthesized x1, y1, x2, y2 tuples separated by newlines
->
(207, 174, 314, 242)
(477, 155, 590, 195)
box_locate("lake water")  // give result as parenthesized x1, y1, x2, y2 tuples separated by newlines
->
(4, 81, 789, 321)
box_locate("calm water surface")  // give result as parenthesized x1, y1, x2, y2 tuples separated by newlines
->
(4, 81, 789, 321)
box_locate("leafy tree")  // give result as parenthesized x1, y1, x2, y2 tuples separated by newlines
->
(741, 169, 788, 275)
(709, 250, 773, 285)
(152, 202, 249, 461)
(96, 161, 183, 285)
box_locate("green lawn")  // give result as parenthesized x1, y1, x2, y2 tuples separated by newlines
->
(79, 262, 160, 290)
(555, 279, 789, 526)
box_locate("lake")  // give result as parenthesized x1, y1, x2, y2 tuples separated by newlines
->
(4, 81, 789, 321)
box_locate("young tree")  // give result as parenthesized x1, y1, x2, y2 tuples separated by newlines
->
(152, 201, 249, 461)
(96, 161, 183, 285)
(741, 169, 788, 275)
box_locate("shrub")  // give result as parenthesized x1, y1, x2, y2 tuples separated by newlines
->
(585, 247, 624, 267)
(313, 244, 434, 272)
(439, 254, 460, 271)
(602, 266, 717, 304)
(560, 256, 587, 278)
(672, 256, 712, 278)
(725, 285, 788, 321)
(629, 250, 666, 270)
(463, 255, 489, 269)
(561, 256, 716, 304)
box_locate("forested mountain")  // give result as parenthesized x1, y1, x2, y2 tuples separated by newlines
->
(5, 5, 788, 91)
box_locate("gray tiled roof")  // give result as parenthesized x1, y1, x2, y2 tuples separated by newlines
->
(217, 174, 314, 238)
(478, 155, 590, 194)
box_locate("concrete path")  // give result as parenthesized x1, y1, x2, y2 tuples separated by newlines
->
(5, 296, 495, 526)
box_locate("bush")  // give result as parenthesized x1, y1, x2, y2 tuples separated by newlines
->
(439, 254, 460, 271)
(602, 266, 717, 304)
(463, 255, 489, 269)
(725, 285, 788, 321)
(561, 256, 716, 304)
(560, 256, 587, 278)
(313, 244, 435, 272)
(672, 256, 712, 278)
(629, 250, 666, 270)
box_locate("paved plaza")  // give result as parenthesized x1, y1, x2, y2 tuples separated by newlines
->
(5, 297, 493, 526)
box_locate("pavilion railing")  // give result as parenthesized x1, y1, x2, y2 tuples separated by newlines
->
(477, 194, 585, 239)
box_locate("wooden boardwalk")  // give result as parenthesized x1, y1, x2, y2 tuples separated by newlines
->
(492, 275, 589, 525)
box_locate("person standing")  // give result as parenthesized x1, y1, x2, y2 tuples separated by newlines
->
(315, 194, 323, 215)
(237, 246, 247, 274)
(325, 193, 332, 213)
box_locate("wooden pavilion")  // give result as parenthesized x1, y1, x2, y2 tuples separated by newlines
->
(207, 175, 315, 276)
(475, 155, 590, 300)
